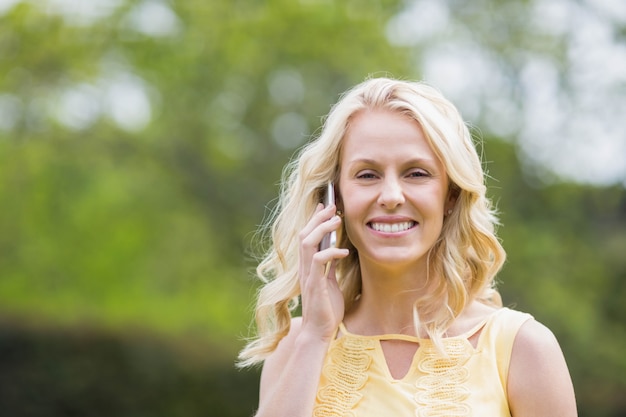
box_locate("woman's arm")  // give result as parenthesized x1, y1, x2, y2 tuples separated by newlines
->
(255, 318, 330, 417)
(508, 319, 577, 416)
(255, 203, 348, 417)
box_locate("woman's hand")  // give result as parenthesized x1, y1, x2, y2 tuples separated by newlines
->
(298, 203, 349, 342)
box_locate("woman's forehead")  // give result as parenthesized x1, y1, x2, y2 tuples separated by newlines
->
(341, 109, 439, 164)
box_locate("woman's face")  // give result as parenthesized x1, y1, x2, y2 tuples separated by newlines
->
(338, 109, 455, 271)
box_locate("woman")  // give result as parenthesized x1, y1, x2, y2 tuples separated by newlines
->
(239, 77, 577, 416)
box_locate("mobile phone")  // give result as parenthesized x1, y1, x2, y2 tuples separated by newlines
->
(320, 182, 337, 250)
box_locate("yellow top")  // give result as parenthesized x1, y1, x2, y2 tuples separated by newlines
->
(314, 307, 532, 417)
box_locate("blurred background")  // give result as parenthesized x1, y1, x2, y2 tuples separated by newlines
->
(0, 0, 625, 415)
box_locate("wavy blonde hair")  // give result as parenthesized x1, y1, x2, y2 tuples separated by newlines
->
(238, 77, 505, 367)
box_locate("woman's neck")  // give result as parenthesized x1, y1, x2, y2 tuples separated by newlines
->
(345, 260, 434, 336)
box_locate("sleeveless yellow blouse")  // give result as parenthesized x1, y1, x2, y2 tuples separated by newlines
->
(314, 307, 532, 417)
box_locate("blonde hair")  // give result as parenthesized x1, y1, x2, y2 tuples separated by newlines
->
(238, 77, 505, 367)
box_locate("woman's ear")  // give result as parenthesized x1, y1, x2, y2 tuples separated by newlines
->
(445, 185, 460, 214)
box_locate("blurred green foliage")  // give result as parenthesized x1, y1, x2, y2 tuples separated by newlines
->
(0, 317, 260, 416)
(0, 0, 625, 416)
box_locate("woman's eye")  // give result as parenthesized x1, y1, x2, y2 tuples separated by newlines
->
(357, 171, 377, 179)
(408, 170, 429, 178)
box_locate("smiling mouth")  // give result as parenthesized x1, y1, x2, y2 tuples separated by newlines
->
(368, 221, 417, 233)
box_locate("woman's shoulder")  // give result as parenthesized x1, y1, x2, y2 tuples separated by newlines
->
(510, 316, 562, 363)
(515, 315, 557, 341)
(507, 317, 577, 415)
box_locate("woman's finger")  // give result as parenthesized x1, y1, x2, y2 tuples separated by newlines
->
(299, 203, 336, 243)
(304, 247, 349, 289)
(299, 204, 339, 277)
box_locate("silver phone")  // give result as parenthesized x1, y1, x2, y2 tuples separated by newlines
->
(320, 182, 337, 250)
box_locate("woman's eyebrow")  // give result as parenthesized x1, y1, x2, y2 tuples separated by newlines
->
(402, 157, 437, 166)
(346, 157, 378, 166)
(347, 157, 437, 167)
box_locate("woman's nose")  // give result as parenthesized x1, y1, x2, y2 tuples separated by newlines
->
(377, 177, 405, 209)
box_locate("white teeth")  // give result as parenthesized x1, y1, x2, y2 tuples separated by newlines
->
(370, 222, 415, 233)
